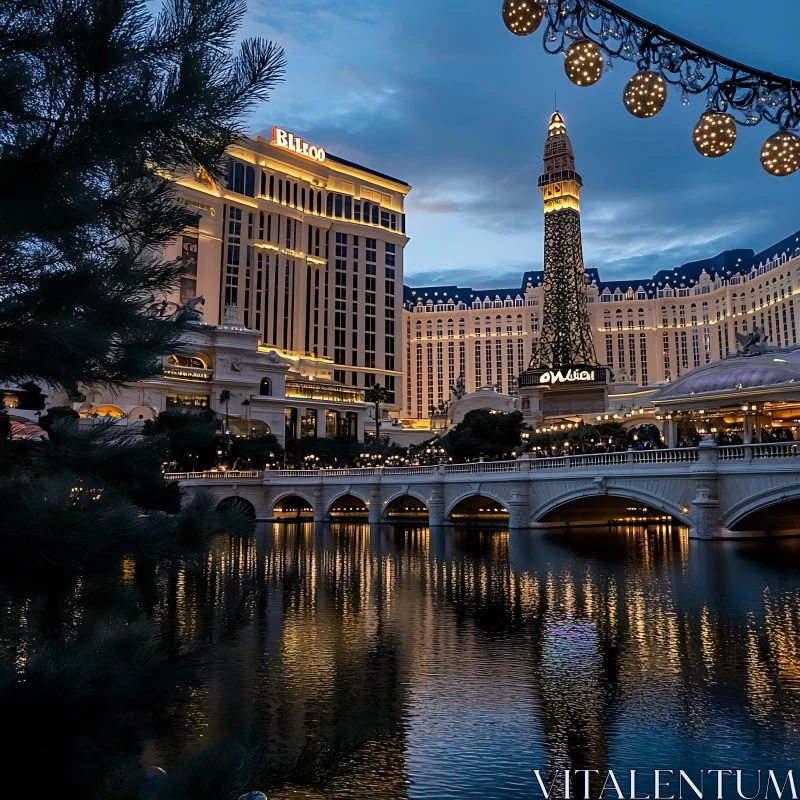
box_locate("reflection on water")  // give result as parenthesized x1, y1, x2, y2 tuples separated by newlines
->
(6, 522, 800, 799)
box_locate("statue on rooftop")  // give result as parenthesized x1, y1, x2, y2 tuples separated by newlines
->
(734, 325, 771, 356)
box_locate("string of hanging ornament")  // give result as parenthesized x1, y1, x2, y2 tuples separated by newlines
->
(501, 0, 800, 176)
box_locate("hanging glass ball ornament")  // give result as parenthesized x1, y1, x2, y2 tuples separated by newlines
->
(502, 0, 543, 36)
(623, 70, 667, 118)
(760, 130, 800, 176)
(564, 39, 604, 87)
(692, 111, 737, 158)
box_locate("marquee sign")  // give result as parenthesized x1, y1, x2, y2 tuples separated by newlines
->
(517, 365, 608, 390)
(539, 368, 596, 384)
(271, 126, 326, 163)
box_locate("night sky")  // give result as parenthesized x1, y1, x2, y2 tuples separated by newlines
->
(244, 0, 800, 289)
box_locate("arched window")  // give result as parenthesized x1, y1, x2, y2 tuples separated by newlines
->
(334, 194, 343, 217)
(278, 179, 283, 203)
(301, 188, 306, 210)
(363, 201, 370, 221)
(316, 192, 322, 214)
(372, 204, 379, 225)
(326, 193, 334, 216)
(293, 183, 298, 207)
(260, 378, 272, 396)
(260, 172, 266, 196)
(269, 175, 275, 199)
(308, 189, 314, 212)
(245, 165, 255, 197)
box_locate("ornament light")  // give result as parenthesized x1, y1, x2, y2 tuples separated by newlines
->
(564, 39, 603, 87)
(502, 0, 543, 37)
(760, 130, 800, 176)
(623, 70, 667, 118)
(692, 111, 737, 158)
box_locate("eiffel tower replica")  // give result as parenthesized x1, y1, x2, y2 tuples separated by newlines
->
(518, 112, 609, 422)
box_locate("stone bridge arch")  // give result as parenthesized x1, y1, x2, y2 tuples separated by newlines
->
(326, 488, 371, 519)
(271, 490, 316, 521)
(445, 489, 510, 523)
(722, 482, 800, 534)
(533, 484, 692, 528)
(216, 496, 256, 518)
(381, 489, 430, 521)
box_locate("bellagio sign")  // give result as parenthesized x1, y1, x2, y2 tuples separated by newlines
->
(539, 368, 596, 384)
(271, 126, 326, 163)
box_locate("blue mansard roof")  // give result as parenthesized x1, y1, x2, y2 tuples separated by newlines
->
(403, 229, 800, 310)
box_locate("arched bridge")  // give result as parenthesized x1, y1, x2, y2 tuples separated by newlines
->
(168, 441, 800, 539)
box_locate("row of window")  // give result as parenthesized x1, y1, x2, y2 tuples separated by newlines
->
(225, 158, 407, 233)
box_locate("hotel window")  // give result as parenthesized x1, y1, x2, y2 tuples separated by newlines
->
(617, 333, 625, 371)
(226, 160, 255, 197)
(269, 175, 274, 199)
(300, 409, 317, 437)
(680, 331, 688, 369)
(372, 205, 379, 225)
(335, 194, 343, 218)
(662, 332, 671, 380)
(354, 201, 361, 221)
(474, 342, 482, 386)
(326, 193, 334, 216)
(345, 196, 352, 219)
(293, 183, 298, 207)
(639, 333, 648, 385)
(225, 206, 242, 308)
(692, 331, 700, 367)
(628, 334, 636, 379)
(605, 334, 613, 367)
(385, 242, 396, 266)
(366, 238, 377, 264)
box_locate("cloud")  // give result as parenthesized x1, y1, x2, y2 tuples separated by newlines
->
(245, 0, 800, 289)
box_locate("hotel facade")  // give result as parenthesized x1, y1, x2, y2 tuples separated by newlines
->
(167, 126, 411, 409)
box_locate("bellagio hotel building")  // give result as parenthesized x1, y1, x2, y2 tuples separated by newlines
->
(403, 230, 800, 420)
(167, 127, 410, 407)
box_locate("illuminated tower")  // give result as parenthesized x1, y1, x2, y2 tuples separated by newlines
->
(529, 111, 597, 371)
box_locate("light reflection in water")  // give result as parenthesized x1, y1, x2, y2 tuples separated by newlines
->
(4, 522, 800, 799)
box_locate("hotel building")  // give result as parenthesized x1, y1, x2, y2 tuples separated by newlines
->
(403, 233, 800, 420)
(167, 126, 411, 409)
(402, 117, 800, 420)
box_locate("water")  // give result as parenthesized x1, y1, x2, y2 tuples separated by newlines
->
(7, 523, 800, 798)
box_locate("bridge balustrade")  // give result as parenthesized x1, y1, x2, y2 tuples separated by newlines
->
(163, 444, 800, 483)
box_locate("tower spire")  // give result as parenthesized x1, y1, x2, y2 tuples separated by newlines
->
(528, 111, 597, 371)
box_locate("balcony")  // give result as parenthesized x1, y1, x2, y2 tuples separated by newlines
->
(285, 380, 365, 403)
(162, 365, 213, 383)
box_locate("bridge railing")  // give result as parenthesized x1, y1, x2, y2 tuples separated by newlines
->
(164, 470, 263, 480)
(718, 442, 800, 460)
(164, 444, 800, 482)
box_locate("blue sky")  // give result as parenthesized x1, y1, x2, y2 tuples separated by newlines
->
(243, 0, 800, 289)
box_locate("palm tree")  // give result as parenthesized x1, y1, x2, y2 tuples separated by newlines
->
(241, 397, 251, 438)
(219, 389, 231, 435)
(365, 383, 390, 449)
